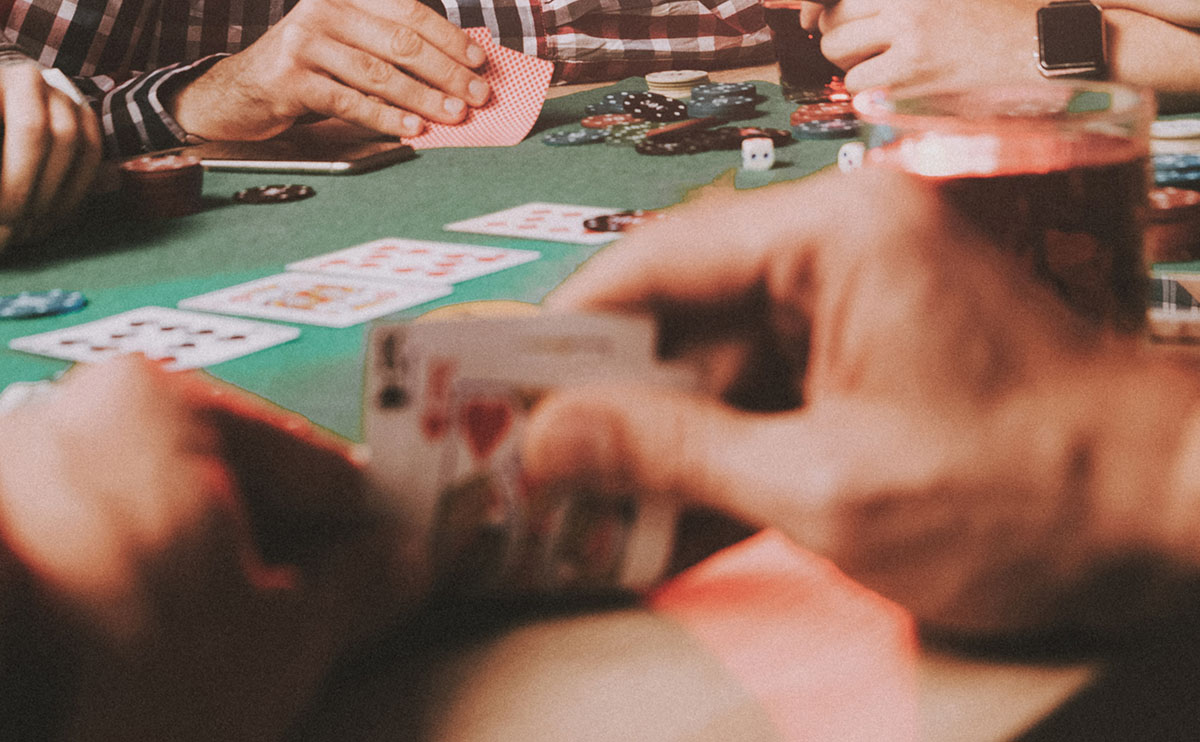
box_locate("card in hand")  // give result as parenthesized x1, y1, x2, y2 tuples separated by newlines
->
(405, 27, 554, 150)
(287, 238, 540, 285)
(443, 202, 623, 245)
(178, 272, 451, 328)
(8, 306, 299, 370)
(364, 314, 696, 597)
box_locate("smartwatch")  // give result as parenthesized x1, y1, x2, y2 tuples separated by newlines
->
(1036, 0, 1107, 79)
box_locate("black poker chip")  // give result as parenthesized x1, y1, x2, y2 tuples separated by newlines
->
(635, 138, 709, 156)
(233, 184, 316, 204)
(622, 92, 689, 123)
(583, 210, 666, 232)
(736, 127, 793, 146)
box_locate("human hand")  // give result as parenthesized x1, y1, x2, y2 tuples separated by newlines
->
(0, 357, 408, 741)
(166, 0, 491, 142)
(521, 169, 1200, 639)
(799, 0, 1045, 94)
(0, 63, 101, 255)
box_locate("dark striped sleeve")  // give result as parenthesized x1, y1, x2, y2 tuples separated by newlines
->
(90, 53, 226, 158)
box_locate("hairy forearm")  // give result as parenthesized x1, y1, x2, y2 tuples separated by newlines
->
(1107, 9, 1200, 96)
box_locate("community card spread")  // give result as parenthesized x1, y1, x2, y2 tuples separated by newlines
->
(287, 239, 540, 285)
(8, 306, 299, 370)
(178, 273, 451, 328)
(443, 202, 623, 245)
(405, 27, 554, 150)
(364, 314, 694, 596)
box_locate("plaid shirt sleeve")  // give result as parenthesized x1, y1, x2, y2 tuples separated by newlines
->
(440, 0, 775, 83)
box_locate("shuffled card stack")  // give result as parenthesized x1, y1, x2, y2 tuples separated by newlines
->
(364, 313, 697, 596)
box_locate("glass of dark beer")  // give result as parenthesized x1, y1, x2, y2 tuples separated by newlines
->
(761, 4, 843, 102)
(854, 83, 1156, 332)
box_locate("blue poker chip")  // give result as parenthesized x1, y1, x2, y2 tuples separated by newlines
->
(690, 82, 757, 100)
(790, 118, 860, 140)
(542, 127, 608, 146)
(585, 92, 635, 115)
(0, 289, 87, 319)
(1154, 168, 1200, 187)
(1153, 154, 1200, 172)
(687, 94, 757, 119)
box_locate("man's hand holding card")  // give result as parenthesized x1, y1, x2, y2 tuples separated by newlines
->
(365, 313, 698, 597)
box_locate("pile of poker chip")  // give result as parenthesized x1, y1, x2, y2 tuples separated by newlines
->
(118, 154, 204, 219)
(1153, 154, 1200, 189)
(543, 78, 780, 154)
(0, 289, 87, 319)
(645, 70, 710, 99)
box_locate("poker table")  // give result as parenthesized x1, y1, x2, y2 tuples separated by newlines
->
(5, 71, 1194, 741)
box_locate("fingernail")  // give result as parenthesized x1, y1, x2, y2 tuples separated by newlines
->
(403, 114, 423, 133)
(466, 44, 486, 67)
(443, 97, 465, 116)
(469, 79, 490, 104)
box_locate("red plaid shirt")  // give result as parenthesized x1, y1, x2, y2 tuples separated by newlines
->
(0, 0, 773, 157)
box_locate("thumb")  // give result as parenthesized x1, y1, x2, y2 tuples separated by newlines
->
(522, 385, 837, 532)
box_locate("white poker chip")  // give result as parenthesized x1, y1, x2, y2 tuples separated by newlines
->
(1151, 119, 1200, 141)
(645, 70, 709, 86)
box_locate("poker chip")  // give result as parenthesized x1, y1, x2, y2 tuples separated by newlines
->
(580, 113, 638, 129)
(644, 117, 723, 141)
(1154, 168, 1200, 188)
(789, 101, 856, 125)
(415, 300, 541, 322)
(690, 82, 757, 100)
(582, 210, 666, 232)
(1145, 187, 1200, 263)
(622, 92, 689, 123)
(604, 121, 656, 146)
(1151, 119, 1200, 140)
(233, 184, 317, 204)
(687, 95, 757, 119)
(542, 128, 608, 146)
(585, 92, 634, 115)
(736, 127, 793, 147)
(118, 154, 204, 219)
(645, 69, 710, 99)
(635, 138, 709, 156)
(790, 118, 860, 140)
(0, 289, 87, 319)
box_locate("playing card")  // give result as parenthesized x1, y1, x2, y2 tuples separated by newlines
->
(364, 314, 695, 596)
(405, 27, 554, 150)
(178, 272, 451, 328)
(444, 202, 623, 245)
(8, 306, 299, 370)
(286, 238, 540, 285)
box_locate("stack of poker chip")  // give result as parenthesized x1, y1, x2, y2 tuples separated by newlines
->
(118, 154, 204, 219)
(622, 92, 689, 123)
(1151, 118, 1200, 156)
(644, 70, 710, 99)
(1153, 153, 1200, 189)
(0, 289, 87, 319)
(1145, 187, 1200, 264)
(584, 92, 635, 116)
(688, 83, 758, 119)
(789, 99, 860, 140)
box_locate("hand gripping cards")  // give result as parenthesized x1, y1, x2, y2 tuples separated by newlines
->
(364, 314, 698, 597)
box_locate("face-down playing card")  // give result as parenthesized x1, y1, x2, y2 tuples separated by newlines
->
(443, 203, 624, 245)
(287, 238, 540, 285)
(8, 306, 299, 370)
(178, 272, 452, 327)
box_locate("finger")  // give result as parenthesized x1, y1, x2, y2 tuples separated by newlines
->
(544, 169, 908, 314)
(818, 15, 891, 74)
(49, 96, 103, 220)
(301, 35, 471, 125)
(299, 71, 424, 137)
(0, 65, 51, 245)
(327, 11, 489, 108)
(23, 89, 86, 237)
(358, 0, 489, 71)
(800, 3, 824, 31)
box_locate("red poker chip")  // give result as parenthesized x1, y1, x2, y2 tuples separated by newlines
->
(1148, 187, 1200, 220)
(581, 113, 638, 129)
(118, 154, 204, 219)
(789, 101, 856, 125)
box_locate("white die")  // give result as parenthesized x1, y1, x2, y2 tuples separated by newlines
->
(741, 137, 775, 171)
(837, 141, 866, 172)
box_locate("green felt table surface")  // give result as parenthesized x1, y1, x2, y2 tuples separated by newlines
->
(0, 79, 845, 440)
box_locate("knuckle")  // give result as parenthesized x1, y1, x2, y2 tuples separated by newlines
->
(325, 87, 363, 119)
(275, 23, 311, 56)
(388, 26, 424, 60)
(357, 54, 395, 87)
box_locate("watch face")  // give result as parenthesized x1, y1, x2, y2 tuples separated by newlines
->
(1038, 3, 1105, 70)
